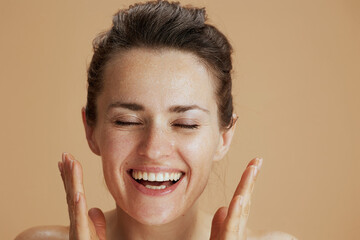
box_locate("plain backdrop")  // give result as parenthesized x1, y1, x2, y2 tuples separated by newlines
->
(1, 0, 359, 239)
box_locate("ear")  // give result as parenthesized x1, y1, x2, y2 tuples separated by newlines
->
(81, 107, 101, 156)
(213, 114, 237, 161)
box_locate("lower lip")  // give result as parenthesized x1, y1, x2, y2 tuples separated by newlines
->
(128, 173, 184, 196)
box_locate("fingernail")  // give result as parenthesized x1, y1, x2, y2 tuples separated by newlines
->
(58, 161, 62, 172)
(75, 192, 80, 203)
(70, 160, 74, 171)
(253, 166, 258, 176)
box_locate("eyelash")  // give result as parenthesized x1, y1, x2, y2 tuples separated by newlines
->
(114, 121, 141, 126)
(113, 121, 199, 129)
(172, 123, 199, 129)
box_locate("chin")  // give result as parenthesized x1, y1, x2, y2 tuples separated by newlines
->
(135, 214, 174, 226)
(129, 201, 183, 226)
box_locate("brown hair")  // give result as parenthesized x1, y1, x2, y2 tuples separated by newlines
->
(86, 0, 234, 129)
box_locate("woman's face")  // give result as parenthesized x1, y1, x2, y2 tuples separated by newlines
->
(87, 48, 231, 225)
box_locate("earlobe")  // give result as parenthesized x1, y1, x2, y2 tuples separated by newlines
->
(81, 107, 101, 156)
(213, 114, 237, 161)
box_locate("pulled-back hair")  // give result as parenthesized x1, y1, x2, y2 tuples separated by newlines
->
(86, 0, 234, 129)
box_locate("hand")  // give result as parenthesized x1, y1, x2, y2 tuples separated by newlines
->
(58, 153, 107, 240)
(210, 157, 263, 240)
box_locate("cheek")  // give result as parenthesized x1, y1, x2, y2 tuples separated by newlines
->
(99, 129, 139, 171)
(98, 130, 141, 202)
(177, 129, 220, 179)
(182, 128, 219, 159)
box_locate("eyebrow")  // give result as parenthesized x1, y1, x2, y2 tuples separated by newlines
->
(107, 101, 209, 114)
(107, 102, 144, 112)
(169, 104, 210, 114)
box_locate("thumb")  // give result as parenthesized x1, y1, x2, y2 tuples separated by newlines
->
(89, 208, 106, 240)
(210, 207, 228, 239)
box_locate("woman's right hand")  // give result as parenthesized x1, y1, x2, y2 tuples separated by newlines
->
(58, 153, 107, 240)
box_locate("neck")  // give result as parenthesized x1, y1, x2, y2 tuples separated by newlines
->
(111, 202, 207, 240)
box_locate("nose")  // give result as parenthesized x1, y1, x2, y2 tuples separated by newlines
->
(137, 125, 174, 160)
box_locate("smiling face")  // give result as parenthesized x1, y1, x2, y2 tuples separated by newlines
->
(83, 48, 234, 225)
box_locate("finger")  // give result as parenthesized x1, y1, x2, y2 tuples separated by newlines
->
(222, 196, 245, 239)
(62, 152, 74, 202)
(222, 168, 254, 239)
(58, 159, 71, 222)
(74, 192, 92, 239)
(59, 153, 68, 191)
(210, 207, 228, 240)
(237, 158, 263, 236)
(58, 152, 70, 188)
(67, 154, 93, 240)
(233, 157, 262, 197)
(246, 157, 263, 181)
(89, 208, 107, 240)
(69, 154, 85, 196)
(58, 161, 65, 189)
(223, 158, 263, 239)
(233, 165, 257, 198)
(64, 153, 85, 212)
(237, 167, 257, 237)
(61, 153, 76, 228)
(63, 153, 94, 240)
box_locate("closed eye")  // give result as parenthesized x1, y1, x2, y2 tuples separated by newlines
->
(172, 123, 199, 129)
(114, 121, 142, 126)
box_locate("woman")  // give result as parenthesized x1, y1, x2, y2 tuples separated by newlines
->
(16, 1, 297, 239)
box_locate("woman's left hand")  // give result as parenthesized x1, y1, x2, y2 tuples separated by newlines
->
(210, 157, 263, 240)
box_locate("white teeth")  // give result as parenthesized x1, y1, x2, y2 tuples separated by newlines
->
(156, 173, 164, 181)
(145, 185, 166, 190)
(132, 170, 183, 182)
(143, 172, 148, 181)
(148, 173, 156, 181)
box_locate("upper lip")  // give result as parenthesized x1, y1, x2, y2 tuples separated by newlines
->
(127, 166, 185, 174)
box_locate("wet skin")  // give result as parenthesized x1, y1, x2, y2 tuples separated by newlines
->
(64, 48, 261, 239)
(15, 48, 297, 240)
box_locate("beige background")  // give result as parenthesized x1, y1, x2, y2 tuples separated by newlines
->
(1, 0, 359, 239)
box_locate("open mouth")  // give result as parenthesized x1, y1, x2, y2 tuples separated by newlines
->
(129, 169, 184, 190)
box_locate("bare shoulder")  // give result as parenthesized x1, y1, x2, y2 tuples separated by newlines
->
(15, 225, 69, 240)
(248, 229, 298, 240)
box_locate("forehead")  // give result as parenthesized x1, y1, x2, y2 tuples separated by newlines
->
(100, 48, 217, 111)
